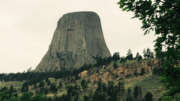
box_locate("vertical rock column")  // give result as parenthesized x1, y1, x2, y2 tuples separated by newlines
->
(36, 11, 111, 72)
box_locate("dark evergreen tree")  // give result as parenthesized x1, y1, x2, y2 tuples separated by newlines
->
(107, 81, 116, 101)
(81, 80, 88, 89)
(140, 68, 145, 75)
(20, 92, 33, 101)
(134, 86, 142, 101)
(113, 62, 119, 69)
(39, 81, 45, 88)
(66, 85, 82, 101)
(126, 88, 134, 101)
(21, 82, 29, 92)
(32, 94, 46, 101)
(76, 94, 84, 101)
(116, 81, 125, 101)
(143, 48, 154, 59)
(112, 52, 120, 61)
(120, 57, 126, 63)
(93, 81, 109, 101)
(144, 92, 153, 101)
(58, 82, 64, 89)
(135, 52, 142, 61)
(126, 49, 133, 60)
(50, 84, 57, 93)
(9, 85, 15, 96)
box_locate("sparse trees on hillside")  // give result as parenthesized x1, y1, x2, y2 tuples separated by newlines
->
(0, 78, 157, 101)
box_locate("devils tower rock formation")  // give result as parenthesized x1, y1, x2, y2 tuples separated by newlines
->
(36, 11, 111, 72)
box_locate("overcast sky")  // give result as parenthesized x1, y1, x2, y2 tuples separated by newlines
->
(0, 0, 155, 73)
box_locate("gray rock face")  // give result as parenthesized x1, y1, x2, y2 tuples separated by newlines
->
(36, 11, 111, 72)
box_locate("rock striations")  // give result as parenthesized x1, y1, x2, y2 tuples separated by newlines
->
(36, 11, 111, 72)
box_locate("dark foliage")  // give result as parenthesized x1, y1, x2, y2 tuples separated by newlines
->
(118, 0, 180, 96)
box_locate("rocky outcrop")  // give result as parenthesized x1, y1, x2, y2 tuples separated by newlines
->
(36, 11, 111, 72)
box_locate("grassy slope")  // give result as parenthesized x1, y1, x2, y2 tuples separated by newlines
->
(0, 81, 23, 89)
(124, 73, 164, 100)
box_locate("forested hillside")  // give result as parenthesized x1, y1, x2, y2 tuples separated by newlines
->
(0, 49, 172, 101)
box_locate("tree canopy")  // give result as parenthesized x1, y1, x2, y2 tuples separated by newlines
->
(118, 0, 180, 96)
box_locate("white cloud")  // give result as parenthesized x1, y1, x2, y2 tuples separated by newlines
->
(0, 0, 155, 73)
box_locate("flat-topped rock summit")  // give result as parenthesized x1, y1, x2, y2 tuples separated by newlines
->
(36, 11, 111, 72)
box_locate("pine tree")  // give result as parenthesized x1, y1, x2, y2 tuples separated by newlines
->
(112, 52, 120, 61)
(126, 49, 133, 60)
(116, 81, 125, 101)
(143, 48, 154, 59)
(135, 52, 142, 61)
(81, 80, 88, 89)
(113, 62, 119, 69)
(133, 86, 142, 101)
(144, 92, 153, 101)
(126, 88, 134, 101)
